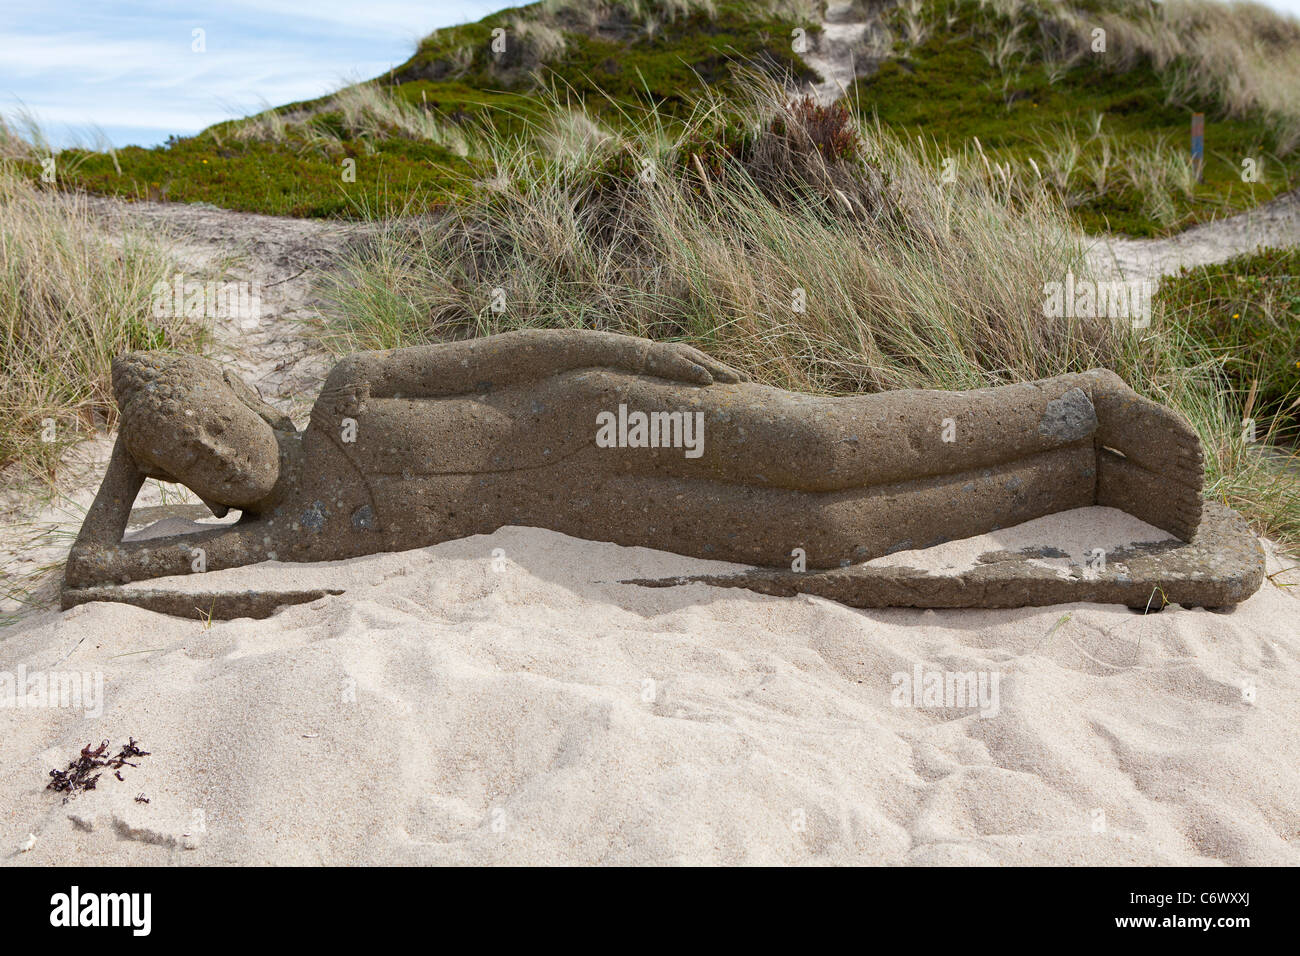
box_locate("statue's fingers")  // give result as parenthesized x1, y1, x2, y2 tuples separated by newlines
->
(681, 346, 746, 383)
(702, 358, 746, 383)
(677, 360, 714, 385)
(644, 347, 713, 385)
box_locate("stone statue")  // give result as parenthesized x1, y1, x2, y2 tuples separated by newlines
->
(63, 330, 1261, 616)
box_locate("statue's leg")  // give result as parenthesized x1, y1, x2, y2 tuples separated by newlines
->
(554, 368, 1102, 491)
(555, 367, 1202, 543)
(546, 366, 1196, 546)
(426, 441, 1096, 568)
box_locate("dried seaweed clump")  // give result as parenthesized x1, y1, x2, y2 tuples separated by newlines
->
(47, 738, 151, 802)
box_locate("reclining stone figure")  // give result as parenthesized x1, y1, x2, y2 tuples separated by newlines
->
(66, 330, 1240, 612)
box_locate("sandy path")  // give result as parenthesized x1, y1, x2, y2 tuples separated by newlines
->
(798, 5, 1300, 283)
(82, 196, 375, 419)
(1086, 189, 1300, 282)
(801, 2, 892, 105)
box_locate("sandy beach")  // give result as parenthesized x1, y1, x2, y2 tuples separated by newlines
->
(3, 508, 1297, 866)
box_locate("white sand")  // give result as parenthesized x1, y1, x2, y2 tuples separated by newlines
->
(864, 506, 1176, 578)
(2, 511, 1298, 866)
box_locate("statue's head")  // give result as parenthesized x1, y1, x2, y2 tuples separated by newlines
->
(112, 352, 294, 512)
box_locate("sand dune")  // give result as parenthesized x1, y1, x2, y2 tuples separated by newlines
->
(2, 512, 1298, 866)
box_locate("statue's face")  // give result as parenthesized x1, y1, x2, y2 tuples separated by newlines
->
(112, 353, 281, 509)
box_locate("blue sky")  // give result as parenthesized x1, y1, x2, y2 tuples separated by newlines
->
(5, 0, 1300, 150)
(0, 1, 503, 148)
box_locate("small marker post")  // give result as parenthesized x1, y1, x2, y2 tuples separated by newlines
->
(1191, 112, 1205, 183)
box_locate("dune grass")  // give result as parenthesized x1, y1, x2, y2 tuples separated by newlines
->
(316, 86, 1119, 391)
(852, 0, 1300, 236)
(0, 169, 206, 480)
(0, 115, 37, 160)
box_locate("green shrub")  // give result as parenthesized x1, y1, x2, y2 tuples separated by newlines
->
(1157, 247, 1300, 439)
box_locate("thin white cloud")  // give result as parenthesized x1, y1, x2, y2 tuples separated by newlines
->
(0, 1, 506, 146)
(222, 0, 495, 34)
(0, 37, 168, 78)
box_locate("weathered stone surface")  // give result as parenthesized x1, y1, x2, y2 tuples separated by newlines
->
(1038, 388, 1098, 444)
(61, 585, 342, 620)
(63, 329, 1252, 615)
(624, 502, 1265, 611)
(113, 352, 287, 511)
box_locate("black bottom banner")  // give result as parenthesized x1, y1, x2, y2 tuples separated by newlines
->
(0, 865, 1278, 942)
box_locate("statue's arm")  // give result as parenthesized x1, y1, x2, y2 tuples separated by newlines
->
(64, 434, 259, 590)
(65, 524, 258, 589)
(68, 436, 144, 557)
(325, 330, 744, 399)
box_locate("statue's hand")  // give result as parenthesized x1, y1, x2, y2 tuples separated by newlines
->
(635, 341, 748, 386)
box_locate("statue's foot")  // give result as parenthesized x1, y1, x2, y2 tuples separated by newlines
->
(1081, 369, 1204, 541)
(1096, 450, 1203, 541)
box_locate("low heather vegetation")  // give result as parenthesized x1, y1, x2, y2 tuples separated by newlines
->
(859, 0, 1300, 235)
